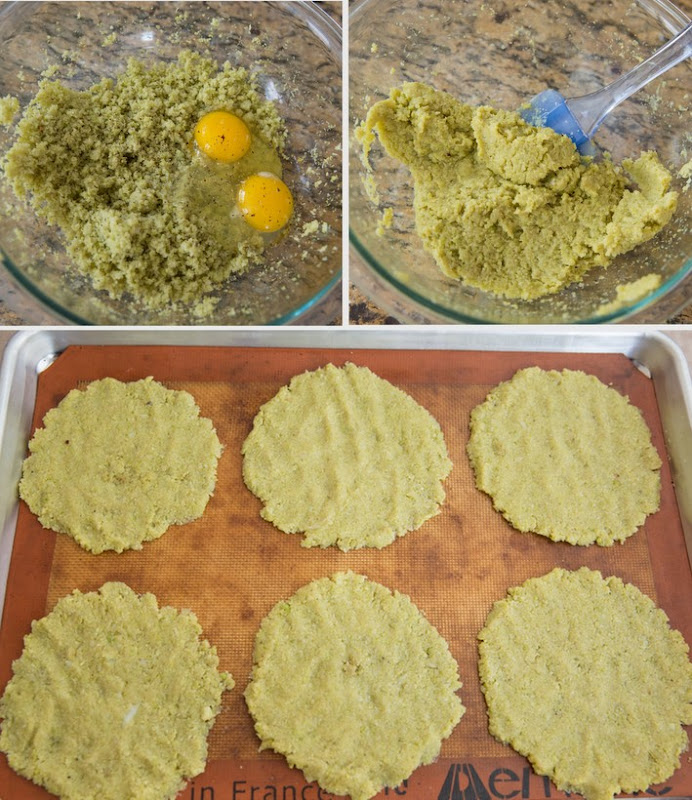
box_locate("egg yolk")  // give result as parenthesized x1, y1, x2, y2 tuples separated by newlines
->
(237, 173, 294, 233)
(194, 110, 251, 163)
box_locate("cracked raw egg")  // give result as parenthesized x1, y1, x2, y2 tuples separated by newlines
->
(194, 110, 251, 163)
(238, 172, 294, 233)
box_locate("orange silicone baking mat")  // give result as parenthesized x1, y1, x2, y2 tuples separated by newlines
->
(0, 344, 690, 800)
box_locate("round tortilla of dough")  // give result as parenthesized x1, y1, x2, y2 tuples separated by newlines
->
(242, 362, 452, 551)
(478, 567, 692, 800)
(244, 572, 464, 800)
(19, 377, 222, 553)
(0, 582, 234, 800)
(466, 367, 661, 546)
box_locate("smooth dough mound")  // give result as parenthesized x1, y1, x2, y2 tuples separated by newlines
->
(0, 582, 234, 800)
(19, 377, 222, 553)
(242, 362, 452, 551)
(467, 367, 661, 546)
(478, 567, 692, 800)
(360, 82, 677, 300)
(245, 572, 464, 800)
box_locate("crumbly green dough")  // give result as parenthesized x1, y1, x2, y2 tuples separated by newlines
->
(467, 367, 661, 546)
(241, 362, 452, 551)
(478, 567, 692, 800)
(2, 51, 286, 308)
(245, 572, 464, 800)
(0, 582, 234, 800)
(360, 82, 678, 299)
(19, 377, 222, 553)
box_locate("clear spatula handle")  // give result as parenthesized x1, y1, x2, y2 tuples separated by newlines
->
(567, 21, 692, 139)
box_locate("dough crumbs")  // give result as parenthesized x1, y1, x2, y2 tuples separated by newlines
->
(597, 273, 662, 316)
(19, 377, 222, 554)
(478, 567, 692, 800)
(1, 51, 286, 310)
(0, 582, 234, 800)
(0, 95, 19, 127)
(245, 572, 464, 800)
(679, 159, 692, 192)
(241, 362, 452, 551)
(360, 82, 678, 299)
(467, 367, 661, 546)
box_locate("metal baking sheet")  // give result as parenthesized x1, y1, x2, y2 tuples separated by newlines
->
(0, 328, 690, 800)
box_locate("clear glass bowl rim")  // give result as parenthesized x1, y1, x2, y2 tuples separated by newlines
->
(349, 0, 692, 324)
(0, 0, 342, 325)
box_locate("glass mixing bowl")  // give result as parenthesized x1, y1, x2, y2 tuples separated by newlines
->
(350, 0, 692, 323)
(0, 1, 341, 325)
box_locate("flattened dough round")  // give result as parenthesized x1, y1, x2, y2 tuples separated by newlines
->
(19, 377, 222, 553)
(467, 367, 661, 546)
(0, 582, 234, 800)
(478, 568, 692, 800)
(242, 363, 452, 550)
(244, 572, 464, 800)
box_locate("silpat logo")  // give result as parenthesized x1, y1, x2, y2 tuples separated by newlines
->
(438, 763, 566, 799)
(437, 763, 673, 800)
(438, 764, 491, 800)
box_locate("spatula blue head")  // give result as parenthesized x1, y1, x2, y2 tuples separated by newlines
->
(519, 89, 595, 156)
(519, 22, 691, 158)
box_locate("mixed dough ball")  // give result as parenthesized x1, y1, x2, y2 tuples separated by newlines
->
(359, 81, 677, 300)
(19, 377, 222, 553)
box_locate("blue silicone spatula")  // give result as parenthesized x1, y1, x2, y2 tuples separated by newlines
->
(520, 22, 692, 154)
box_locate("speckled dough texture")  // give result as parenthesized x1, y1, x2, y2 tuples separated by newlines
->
(359, 82, 677, 299)
(467, 367, 661, 546)
(245, 572, 464, 800)
(0, 582, 234, 800)
(241, 362, 452, 551)
(19, 377, 222, 553)
(478, 568, 692, 800)
(2, 51, 286, 309)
